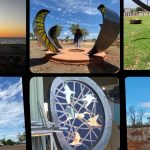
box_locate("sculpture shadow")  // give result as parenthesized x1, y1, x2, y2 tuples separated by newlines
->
(30, 54, 56, 67)
(132, 38, 150, 42)
(87, 56, 119, 73)
(42, 49, 48, 51)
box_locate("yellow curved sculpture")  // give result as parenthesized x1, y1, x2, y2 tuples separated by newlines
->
(33, 9, 60, 53)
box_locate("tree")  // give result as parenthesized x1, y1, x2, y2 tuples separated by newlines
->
(128, 106, 136, 128)
(127, 106, 137, 138)
(136, 109, 144, 141)
(81, 28, 89, 39)
(6, 139, 15, 145)
(30, 32, 34, 39)
(69, 24, 89, 39)
(136, 6, 144, 11)
(56, 24, 63, 37)
(17, 132, 26, 143)
(128, 106, 144, 141)
(69, 24, 80, 36)
(136, 109, 144, 126)
(147, 116, 150, 125)
(65, 36, 70, 42)
(1, 138, 15, 145)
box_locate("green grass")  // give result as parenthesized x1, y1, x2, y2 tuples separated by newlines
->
(124, 16, 150, 70)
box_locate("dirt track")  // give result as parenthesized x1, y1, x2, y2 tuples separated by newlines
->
(30, 40, 120, 73)
(0, 144, 26, 150)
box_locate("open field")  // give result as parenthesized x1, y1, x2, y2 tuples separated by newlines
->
(30, 40, 120, 73)
(127, 127, 150, 150)
(124, 16, 150, 70)
(0, 44, 26, 73)
(0, 144, 26, 150)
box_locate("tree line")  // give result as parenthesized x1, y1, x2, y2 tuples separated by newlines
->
(30, 24, 89, 40)
(0, 132, 26, 146)
(127, 106, 150, 128)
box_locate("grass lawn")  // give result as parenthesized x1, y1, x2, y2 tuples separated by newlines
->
(124, 15, 150, 70)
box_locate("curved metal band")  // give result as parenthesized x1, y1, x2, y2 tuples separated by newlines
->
(48, 25, 62, 49)
(87, 4, 120, 56)
(50, 77, 112, 150)
(132, 0, 150, 11)
(33, 9, 60, 53)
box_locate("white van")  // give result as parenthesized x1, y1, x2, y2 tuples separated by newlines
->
(0, 141, 4, 146)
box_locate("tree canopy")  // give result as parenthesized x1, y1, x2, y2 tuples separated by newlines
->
(69, 24, 89, 38)
(17, 132, 26, 143)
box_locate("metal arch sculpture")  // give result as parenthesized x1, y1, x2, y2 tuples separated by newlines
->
(50, 77, 112, 150)
(132, 0, 150, 11)
(87, 4, 120, 56)
(48, 25, 62, 49)
(33, 9, 60, 53)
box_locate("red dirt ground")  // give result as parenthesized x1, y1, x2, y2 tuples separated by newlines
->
(128, 141, 144, 150)
(30, 40, 120, 73)
(0, 144, 26, 150)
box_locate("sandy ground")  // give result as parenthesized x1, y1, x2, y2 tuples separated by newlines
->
(30, 40, 120, 73)
(0, 144, 26, 150)
(127, 127, 150, 150)
(0, 44, 26, 73)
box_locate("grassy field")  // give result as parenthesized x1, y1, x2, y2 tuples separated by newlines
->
(124, 16, 150, 70)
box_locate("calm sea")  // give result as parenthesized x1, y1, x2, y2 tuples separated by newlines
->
(0, 37, 26, 44)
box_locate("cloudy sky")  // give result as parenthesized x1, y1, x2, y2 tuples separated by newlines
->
(126, 77, 150, 125)
(124, 0, 149, 8)
(0, 0, 26, 37)
(0, 77, 25, 141)
(30, 0, 120, 39)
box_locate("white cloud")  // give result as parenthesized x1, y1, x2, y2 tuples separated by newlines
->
(0, 78, 24, 141)
(144, 112, 150, 116)
(79, 22, 98, 27)
(63, 31, 71, 36)
(140, 102, 150, 108)
(0, 98, 24, 128)
(32, 0, 100, 15)
(111, 0, 119, 4)
(87, 32, 98, 39)
(0, 78, 22, 101)
(57, 8, 62, 11)
(124, 0, 138, 8)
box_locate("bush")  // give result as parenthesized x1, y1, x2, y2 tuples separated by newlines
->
(1, 139, 16, 145)
(6, 139, 15, 145)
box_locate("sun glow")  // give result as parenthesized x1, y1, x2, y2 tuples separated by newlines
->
(0, 0, 26, 37)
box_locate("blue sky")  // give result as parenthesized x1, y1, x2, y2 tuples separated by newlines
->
(0, 77, 24, 142)
(126, 77, 150, 125)
(30, 0, 120, 39)
(124, 0, 149, 8)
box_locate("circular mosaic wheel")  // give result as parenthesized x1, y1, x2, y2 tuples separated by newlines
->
(50, 77, 112, 150)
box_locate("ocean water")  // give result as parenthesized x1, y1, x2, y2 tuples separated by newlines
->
(0, 37, 26, 44)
